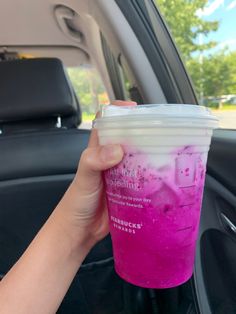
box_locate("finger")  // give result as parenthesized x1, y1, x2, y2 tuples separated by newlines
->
(76, 144, 124, 192)
(88, 112, 101, 148)
(88, 128, 98, 148)
(111, 100, 137, 106)
(88, 101, 137, 148)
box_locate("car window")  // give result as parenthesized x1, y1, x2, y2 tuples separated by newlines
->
(67, 66, 109, 129)
(155, 0, 236, 129)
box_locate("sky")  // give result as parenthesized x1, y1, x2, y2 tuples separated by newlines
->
(197, 0, 236, 53)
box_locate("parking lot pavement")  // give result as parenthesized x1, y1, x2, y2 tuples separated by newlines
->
(213, 110, 236, 129)
(79, 121, 92, 129)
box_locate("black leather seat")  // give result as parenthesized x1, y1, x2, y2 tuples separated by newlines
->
(0, 58, 150, 314)
(0, 57, 88, 308)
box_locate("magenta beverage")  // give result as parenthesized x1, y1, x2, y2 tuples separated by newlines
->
(94, 104, 218, 288)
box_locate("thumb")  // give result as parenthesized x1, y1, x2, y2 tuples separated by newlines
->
(75, 144, 124, 193)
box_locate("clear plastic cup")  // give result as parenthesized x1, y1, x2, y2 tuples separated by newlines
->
(94, 104, 218, 288)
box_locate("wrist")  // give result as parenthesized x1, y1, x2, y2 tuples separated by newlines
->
(52, 204, 94, 262)
(53, 178, 107, 260)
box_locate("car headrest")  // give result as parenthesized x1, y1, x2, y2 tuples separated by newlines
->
(0, 58, 81, 129)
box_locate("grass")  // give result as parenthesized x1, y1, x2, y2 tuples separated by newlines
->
(210, 105, 236, 112)
(218, 104, 236, 111)
(82, 112, 95, 121)
(210, 104, 236, 111)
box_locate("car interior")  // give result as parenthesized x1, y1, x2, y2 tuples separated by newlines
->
(0, 1, 235, 314)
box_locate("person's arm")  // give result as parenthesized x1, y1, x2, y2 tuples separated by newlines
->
(0, 143, 123, 314)
(0, 100, 135, 314)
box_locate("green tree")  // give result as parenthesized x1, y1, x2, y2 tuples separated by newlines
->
(155, 0, 236, 102)
(187, 51, 236, 98)
(155, 0, 219, 60)
(226, 51, 236, 92)
(67, 67, 107, 114)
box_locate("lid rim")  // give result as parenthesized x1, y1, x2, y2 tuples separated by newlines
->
(96, 104, 219, 129)
(96, 114, 218, 122)
(100, 104, 217, 118)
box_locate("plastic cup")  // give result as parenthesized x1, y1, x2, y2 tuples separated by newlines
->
(94, 104, 218, 289)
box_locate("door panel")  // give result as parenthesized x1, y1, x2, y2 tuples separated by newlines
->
(207, 130, 236, 194)
(195, 129, 236, 314)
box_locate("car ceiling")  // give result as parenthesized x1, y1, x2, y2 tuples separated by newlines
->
(0, 0, 99, 67)
(0, 0, 167, 103)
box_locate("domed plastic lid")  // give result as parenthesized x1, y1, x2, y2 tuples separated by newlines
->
(95, 104, 219, 129)
(102, 104, 215, 119)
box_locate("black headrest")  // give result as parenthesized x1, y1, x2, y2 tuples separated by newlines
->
(0, 58, 81, 129)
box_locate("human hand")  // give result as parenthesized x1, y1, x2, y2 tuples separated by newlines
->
(57, 100, 137, 251)
(0, 100, 136, 314)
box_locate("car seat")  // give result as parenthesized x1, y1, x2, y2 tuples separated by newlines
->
(0, 58, 151, 314)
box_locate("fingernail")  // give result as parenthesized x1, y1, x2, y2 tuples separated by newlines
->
(111, 100, 137, 107)
(95, 111, 101, 118)
(100, 145, 123, 163)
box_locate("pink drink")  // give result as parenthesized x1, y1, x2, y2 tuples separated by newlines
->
(95, 104, 218, 288)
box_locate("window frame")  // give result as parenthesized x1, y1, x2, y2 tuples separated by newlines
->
(115, 0, 198, 105)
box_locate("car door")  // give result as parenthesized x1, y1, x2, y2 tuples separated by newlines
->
(96, 0, 236, 313)
(195, 129, 236, 314)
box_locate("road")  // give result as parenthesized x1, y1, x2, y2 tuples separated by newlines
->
(213, 110, 236, 129)
(79, 110, 236, 130)
(79, 121, 92, 129)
